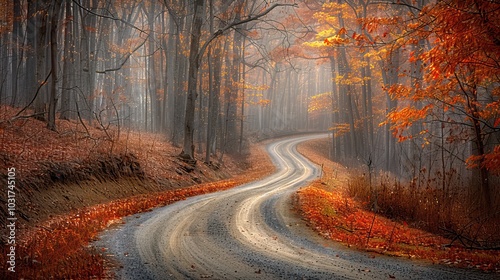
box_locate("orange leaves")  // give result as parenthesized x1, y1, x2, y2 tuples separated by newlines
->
(494, 118, 500, 128)
(308, 92, 332, 113)
(468, 145, 500, 175)
(297, 175, 500, 272)
(338, 27, 347, 36)
(0, 104, 276, 279)
(415, 0, 500, 85)
(331, 123, 351, 138)
(3, 148, 273, 279)
(298, 184, 448, 252)
(385, 105, 432, 142)
(323, 35, 350, 46)
(408, 50, 418, 63)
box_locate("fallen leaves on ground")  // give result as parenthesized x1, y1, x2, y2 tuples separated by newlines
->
(0, 105, 275, 279)
(296, 139, 499, 273)
(1, 145, 273, 279)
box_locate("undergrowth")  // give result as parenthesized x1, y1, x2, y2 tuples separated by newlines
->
(296, 139, 500, 273)
(347, 171, 500, 251)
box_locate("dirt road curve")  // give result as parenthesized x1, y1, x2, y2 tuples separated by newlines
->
(96, 135, 494, 279)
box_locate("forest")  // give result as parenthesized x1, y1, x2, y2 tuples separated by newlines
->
(0, 0, 499, 275)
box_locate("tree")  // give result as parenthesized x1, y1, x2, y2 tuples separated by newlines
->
(47, 0, 63, 130)
(180, 2, 297, 161)
(387, 0, 500, 209)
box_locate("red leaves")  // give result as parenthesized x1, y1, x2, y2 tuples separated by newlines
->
(298, 181, 500, 272)
(494, 118, 500, 128)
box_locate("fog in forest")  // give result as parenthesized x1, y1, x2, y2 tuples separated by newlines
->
(1, 0, 499, 208)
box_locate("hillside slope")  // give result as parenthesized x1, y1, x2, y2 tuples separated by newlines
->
(0, 105, 252, 229)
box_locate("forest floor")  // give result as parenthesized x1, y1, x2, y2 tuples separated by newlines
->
(1, 103, 498, 278)
(0, 105, 267, 227)
(295, 138, 499, 274)
(0, 105, 275, 279)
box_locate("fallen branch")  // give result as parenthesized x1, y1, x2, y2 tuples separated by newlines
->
(0, 112, 47, 126)
(441, 226, 500, 250)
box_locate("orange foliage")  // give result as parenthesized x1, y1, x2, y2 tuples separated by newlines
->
(380, 0, 500, 174)
(0, 145, 273, 279)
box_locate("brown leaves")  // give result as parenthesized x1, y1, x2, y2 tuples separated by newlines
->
(0, 105, 276, 279)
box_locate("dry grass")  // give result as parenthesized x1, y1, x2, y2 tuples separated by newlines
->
(348, 170, 500, 251)
(296, 138, 500, 273)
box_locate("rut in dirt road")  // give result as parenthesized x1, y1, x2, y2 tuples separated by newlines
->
(96, 135, 494, 280)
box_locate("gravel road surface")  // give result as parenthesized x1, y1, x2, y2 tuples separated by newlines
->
(95, 135, 495, 279)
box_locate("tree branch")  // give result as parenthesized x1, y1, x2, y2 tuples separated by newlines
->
(197, 3, 298, 65)
(15, 69, 52, 117)
(93, 36, 149, 74)
(72, 0, 146, 34)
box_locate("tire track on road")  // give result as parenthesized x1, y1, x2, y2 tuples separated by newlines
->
(96, 135, 494, 279)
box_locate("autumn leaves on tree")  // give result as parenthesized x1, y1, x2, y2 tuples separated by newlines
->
(0, 1, 498, 206)
(303, 0, 499, 211)
(387, 0, 500, 208)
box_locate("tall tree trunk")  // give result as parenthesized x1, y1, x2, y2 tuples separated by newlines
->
(34, 0, 49, 120)
(467, 84, 491, 210)
(205, 39, 225, 163)
(60, 0, 74, 120)
(239, 42, 246, 154)
(172, 12, 187, 146)
(181, 0, 204, 160)
(47, 0, 62, 130)
(166, 14, 177, 138)
(10, 0, 22, 106)
(225, 1, 245, 154)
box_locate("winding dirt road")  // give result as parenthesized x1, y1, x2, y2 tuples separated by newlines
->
(96, 135, 494, 279)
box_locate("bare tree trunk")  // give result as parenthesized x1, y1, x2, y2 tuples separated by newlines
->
(172, 11, 187, 146)
(239, 42, 246, 154)
(34, 1, 50, 120)
(47, 0, 62, 130)
(166, 13, 177, 137)
(180, 0, 204, 161)
(60, 0, 74, 120)
(225, 2, 245, 154)
(10, 0, 22, 107)
(467, 84, 491, 210)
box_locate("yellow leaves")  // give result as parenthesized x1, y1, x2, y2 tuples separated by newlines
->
(316, 28, 336, 39)
(324, 35, 350, 46)
(308, 92, 332, 113)
(302, 40, 328, 49)
(306, 26, 352, 49)
(331, 123, 351, 137)
(256, 99, 271, 107)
